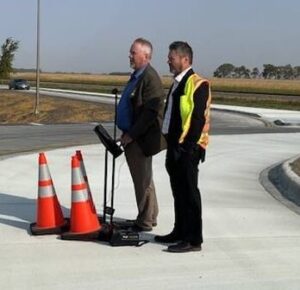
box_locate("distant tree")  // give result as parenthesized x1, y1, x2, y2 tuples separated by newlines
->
(213, 63, 235, 78)
(243, 66, 251, 78)
(268, 64, 294, 80)
(251, 67, 260, 79)
(0, 38, 19, 79)
(274, 66, 282, 79)
(262, 64, 277, 79)
(214, 63, 299, 80)
(281, 64, 293, 79)
(293, 66, 300, 79)
(233, 65, 251, 79)
(262, 64, 298, 80)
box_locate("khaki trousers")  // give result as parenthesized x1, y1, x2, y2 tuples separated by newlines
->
(124, 141, 158, 229)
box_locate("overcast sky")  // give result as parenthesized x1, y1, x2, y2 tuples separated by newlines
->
(0, 0, 299, 77)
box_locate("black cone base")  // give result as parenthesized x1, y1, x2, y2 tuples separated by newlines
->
(30, 219, 69, 236)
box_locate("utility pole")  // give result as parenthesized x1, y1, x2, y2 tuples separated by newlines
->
(34, 0, 40, 115)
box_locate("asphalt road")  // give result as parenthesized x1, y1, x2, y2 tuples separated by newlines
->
(1, 86, 300, 157)
(1, 110, 300, 157)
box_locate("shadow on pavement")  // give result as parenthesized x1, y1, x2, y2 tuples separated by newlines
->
(0, 192, 70, 232)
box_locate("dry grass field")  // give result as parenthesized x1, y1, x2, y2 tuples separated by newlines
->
(4, 72, 300, 110)
(9, 72, 131, 86)
(8, 72, 300, 96)
(0, 90, 114, 124)
(211, 78, 300, 95)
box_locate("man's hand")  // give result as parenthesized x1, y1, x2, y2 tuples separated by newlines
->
(120, 133, 133, 147)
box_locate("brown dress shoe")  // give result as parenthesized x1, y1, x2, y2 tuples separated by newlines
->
(154, 231, 181, 243)
(167, 241, 202, 253)
(131, 224, 152, 232)
(126, 219, 157, 227)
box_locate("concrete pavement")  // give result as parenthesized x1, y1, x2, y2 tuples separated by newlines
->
(214, 104, 300, 209)
(0, 106, 300, 290)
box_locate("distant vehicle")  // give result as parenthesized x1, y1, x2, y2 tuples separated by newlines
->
(8, 79, 30, 90)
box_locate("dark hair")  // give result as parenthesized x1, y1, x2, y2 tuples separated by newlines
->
(169, 41, 193, 64)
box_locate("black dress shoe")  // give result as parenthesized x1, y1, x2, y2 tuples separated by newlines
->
(167, 241, 202, 253)
(154, 231, 181, 243)
(131, 224, 152, 232)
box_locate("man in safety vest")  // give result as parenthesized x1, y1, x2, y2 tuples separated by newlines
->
(155, 41, 211, 253)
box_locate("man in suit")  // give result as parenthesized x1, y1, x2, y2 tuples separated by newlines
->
(117, 38, 166, 232)
(155, 41, 211, 252)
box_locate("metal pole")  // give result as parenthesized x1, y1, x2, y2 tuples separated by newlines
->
(103, 149, 108, 224)
(110, 89, 119, 225)
(112, 88, 119, 140)
(34, 0, 40, 115)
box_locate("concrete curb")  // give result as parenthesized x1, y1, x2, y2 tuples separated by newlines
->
(211, 106, 273, 127)
(260, 155, 300, 214)
(211, 106, 260, 119)
(273, 119, 300, 126)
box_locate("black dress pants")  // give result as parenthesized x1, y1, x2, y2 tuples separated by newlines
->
(165, 143, 203, 245)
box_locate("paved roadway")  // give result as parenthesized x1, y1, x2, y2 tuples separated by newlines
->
(1, 110, 300, 157)
(1, 86, 300, 157)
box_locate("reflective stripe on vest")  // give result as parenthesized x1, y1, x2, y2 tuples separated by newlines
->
(179, 74, 211, 149)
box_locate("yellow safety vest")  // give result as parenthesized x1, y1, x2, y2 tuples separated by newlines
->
(179, 74, 211, 149)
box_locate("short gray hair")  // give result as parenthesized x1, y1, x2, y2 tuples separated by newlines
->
(134, 37, 153, 58)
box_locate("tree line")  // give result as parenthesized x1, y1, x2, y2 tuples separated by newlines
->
(214, 63, 300, 80)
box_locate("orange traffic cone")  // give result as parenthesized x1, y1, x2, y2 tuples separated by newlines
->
(61, 155, 101, 240)
(75, 150, 97, 213)
(30, 152, 69, 235)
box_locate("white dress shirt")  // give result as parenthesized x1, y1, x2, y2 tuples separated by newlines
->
(162, 67, 192, 134)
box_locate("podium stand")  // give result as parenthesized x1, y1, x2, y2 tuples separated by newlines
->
(93, 88, 123, 225)
(93, 90, 148, 246)
(93, 123, 122, 225)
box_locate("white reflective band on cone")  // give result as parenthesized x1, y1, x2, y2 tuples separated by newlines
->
(39, 164, 51, 180)
(72, 189, 89, 202)
(39, 185, 55, 198)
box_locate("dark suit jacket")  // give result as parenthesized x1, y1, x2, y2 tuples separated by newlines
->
(128, 64, 167, 156)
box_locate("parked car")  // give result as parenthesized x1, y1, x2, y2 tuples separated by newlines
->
(8, 79, 30, 90)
